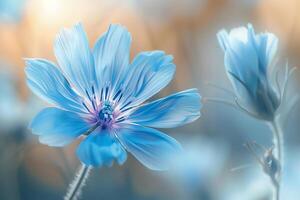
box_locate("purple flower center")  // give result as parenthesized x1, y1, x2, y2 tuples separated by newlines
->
(81, 86, 129, 129)
(97, 101, 115, 129)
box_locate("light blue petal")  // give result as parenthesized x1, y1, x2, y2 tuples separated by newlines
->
(30, 107, 90, 147)
(128, 89, 201, 128)
(217, 24, 280, 120)
(227, 72, 258, 113)
(217, 29, 229, 52)
(228, 26, 248, 43)
(54, 23, 96, 96)
(25, 59, 85, 113)
(224, 49, 258, 97)
(116, 123, 182, 170)
(120, 51, 175, 107)
(93, 24, 131, 93)
(218, 27, 259, 96)
(227, 38, 258, 82)
(260, 33, 277, 68)
(218, 27, 259, 82)
(248, 24, 278, 75)
(76, 128, 127, 167)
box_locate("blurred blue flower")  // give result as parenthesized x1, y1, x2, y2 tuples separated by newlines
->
(167, 136, 228, 198)
(25, 23, 201, 169)
(0, 63, 42, 134)
(0, 67, 22, 131)
(0, 0, 26, 22)
(217, 24, 280, 121)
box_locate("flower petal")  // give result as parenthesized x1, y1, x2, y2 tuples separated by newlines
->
(115, 123, 182, 170)
(76, 129, 127, 167)
(121, 51, 175, 107)
(248, 24, 278, 74)
(25, 59, 85, 113)
(217, 24, 280, 120)
(218, 29, 259, 95)
(29, 107, 90, 147)
(217, 29, 230, 51)
(54, 23, 96, 96)
(93, 24, 131, 93)
(128, 89, 201, 128)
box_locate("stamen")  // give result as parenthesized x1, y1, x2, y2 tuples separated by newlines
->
(85, 88, 97, 111)
(105, 86, 109, 100)
(116, 117, 126, 123)
(100, 88, 103, 101)
(120, 106, 133, 113)
(82, 102, 91, 113)
(120, 101, 132, 111)
(117, 93, 123, 103)
(92, 85, 95, 96)
(91, 100, 96, 111)
(113, 89, 122, 101)
(92, 85, 97, 102)
(85, 90, 92, 102)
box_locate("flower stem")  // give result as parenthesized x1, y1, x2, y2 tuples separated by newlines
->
(275, 185, 280, 200)
(64, 164, 91, 200)
(269, 120, 284, 200)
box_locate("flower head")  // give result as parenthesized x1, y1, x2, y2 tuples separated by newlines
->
(25, 23, 201, 170)
(217, 24, 280, 121)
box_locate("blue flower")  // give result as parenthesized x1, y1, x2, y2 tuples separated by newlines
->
(25, 23, 201, 170)
(217, 24, 280, 121)
(0, 0, 26, 22)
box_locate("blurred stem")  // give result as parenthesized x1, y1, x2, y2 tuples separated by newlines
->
(64, 164, 91, 200)
(269, 119, 283, 200)
(275, 185, 280, 200)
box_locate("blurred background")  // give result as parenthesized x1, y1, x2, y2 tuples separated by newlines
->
(0, 0, 300, 199)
